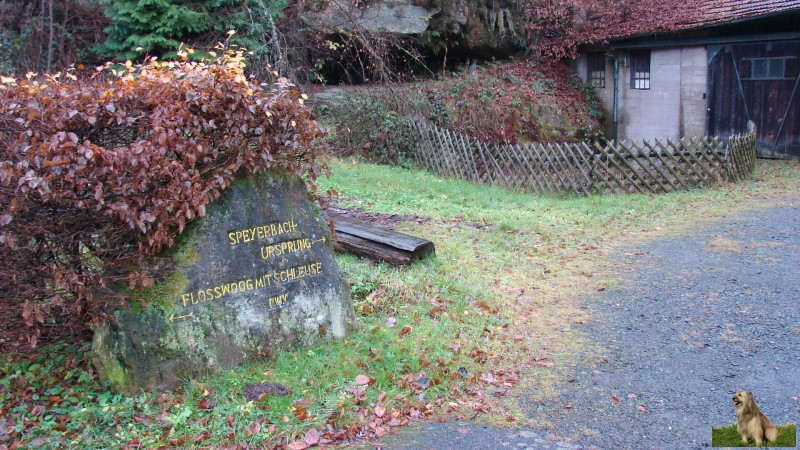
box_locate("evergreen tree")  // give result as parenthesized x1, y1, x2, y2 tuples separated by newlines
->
(98, 0, 286, 62)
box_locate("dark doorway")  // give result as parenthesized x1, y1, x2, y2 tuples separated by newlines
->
(707, 41, 800, 158)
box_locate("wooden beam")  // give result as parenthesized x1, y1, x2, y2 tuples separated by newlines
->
(331, 216, 435, 266)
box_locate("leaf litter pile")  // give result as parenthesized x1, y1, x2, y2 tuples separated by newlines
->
(0, 265, 528, 449)
(0, 338, 523, 449)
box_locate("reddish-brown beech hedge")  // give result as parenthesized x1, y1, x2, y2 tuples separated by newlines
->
(0, 49, 326, 346)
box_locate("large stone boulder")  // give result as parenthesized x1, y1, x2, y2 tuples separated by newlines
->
(300, 0, 527, 57)
(303, 1, 439, 35)
(91, 170, 356, 395)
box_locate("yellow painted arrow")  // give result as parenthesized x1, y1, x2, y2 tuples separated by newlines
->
(169, 312, 194, 322)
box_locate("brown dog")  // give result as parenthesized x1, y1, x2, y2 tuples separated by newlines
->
(733, 391, 779, 445)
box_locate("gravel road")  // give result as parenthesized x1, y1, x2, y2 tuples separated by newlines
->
(374, 204, 800, 449)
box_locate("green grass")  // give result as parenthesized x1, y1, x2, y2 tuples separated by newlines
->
(2, 158, 799, 448)
(712, 423, 796, 447)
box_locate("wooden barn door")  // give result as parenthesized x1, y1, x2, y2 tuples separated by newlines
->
(707, 41, 800, 158)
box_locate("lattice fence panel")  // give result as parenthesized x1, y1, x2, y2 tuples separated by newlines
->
(411, 121, 757, 196)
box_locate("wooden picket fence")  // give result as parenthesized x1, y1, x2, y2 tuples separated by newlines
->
(410, 121, 757, 195)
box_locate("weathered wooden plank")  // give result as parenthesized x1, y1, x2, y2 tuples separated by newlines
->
(425, 128, 441, 171)
(551, 143, 575, 192)
(632, 140, 671, 193)
(475, 139, 492, 184)
(444, 128, 463, 179)
(411, 121, 428, 167)
(692, 137, 724, 185)
(641, 140, 679, 191)
(651, 139, 691, 190)
(510, 145, 527, 189)
(477, 141, 501, 186)
(456, 131, 478, 182)
(331, 216, 435, 266)
(489, 142, 511, 188)
(535, 143, 557, 193)
(525, 143, 550, 193)
(519, 146, 535, 190)
(539, 143, 568, 192)
(570, 142, 595, 191)
(728, 129, 757, 181)
(432, 123, 448, 176)
(602, 141, 648, 194)
(489, 143, 513, 188)
(670, 138, 706, 185)
(623, 142, 656, 192)
(554, 142, 590, 195)
(415, 121, 440, 174)
(744, 130, 757, 173)
(451, 130, 465, 181)
(592, 141, 627, 192)
(727, 133, 745, 182)
(698, 147, 719, 183)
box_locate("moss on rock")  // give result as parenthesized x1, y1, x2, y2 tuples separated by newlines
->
(91, 169, 356, 395)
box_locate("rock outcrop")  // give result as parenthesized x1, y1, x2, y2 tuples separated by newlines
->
(300, 0, 528, 57)
(91, 170, 356, 395)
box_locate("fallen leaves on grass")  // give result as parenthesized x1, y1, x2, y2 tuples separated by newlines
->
(355, 374, 373, 386)
(345, 385, 367, 403)
(534, 356, 554, 367)
(304, 428, 321, 445)
(479, 370, 519, 388)
(295, 396, 314, 407)
(242, 381, 293, 401)
(197, 398, 216, 410)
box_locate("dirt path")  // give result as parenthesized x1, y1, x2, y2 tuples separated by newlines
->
(369, 203, 800, 449)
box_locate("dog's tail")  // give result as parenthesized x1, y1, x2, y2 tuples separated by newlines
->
(765, 424, 779, 442)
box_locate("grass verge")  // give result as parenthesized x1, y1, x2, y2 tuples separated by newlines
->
(712, 423, 796, 447)
(1, 158, 798, 448)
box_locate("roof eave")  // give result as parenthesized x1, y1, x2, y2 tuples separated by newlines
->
(597, 6, 800, 47)
(606, 31, 800, 50)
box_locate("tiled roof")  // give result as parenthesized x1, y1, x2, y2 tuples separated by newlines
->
(592, 0, 800, 43)
(681, 0, 800, 28)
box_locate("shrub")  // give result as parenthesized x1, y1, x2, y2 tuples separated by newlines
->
(318, 88, 420, 166)
(0, 47, 326, 347)
(417, 60, 604, 144)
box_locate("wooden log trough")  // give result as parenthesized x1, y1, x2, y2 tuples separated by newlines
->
(330, 216, 435, 266)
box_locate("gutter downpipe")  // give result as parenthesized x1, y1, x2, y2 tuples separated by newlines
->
(612, 54, 619, 141)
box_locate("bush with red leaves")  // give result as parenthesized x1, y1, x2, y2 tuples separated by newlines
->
(0, 48, 326, 347)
